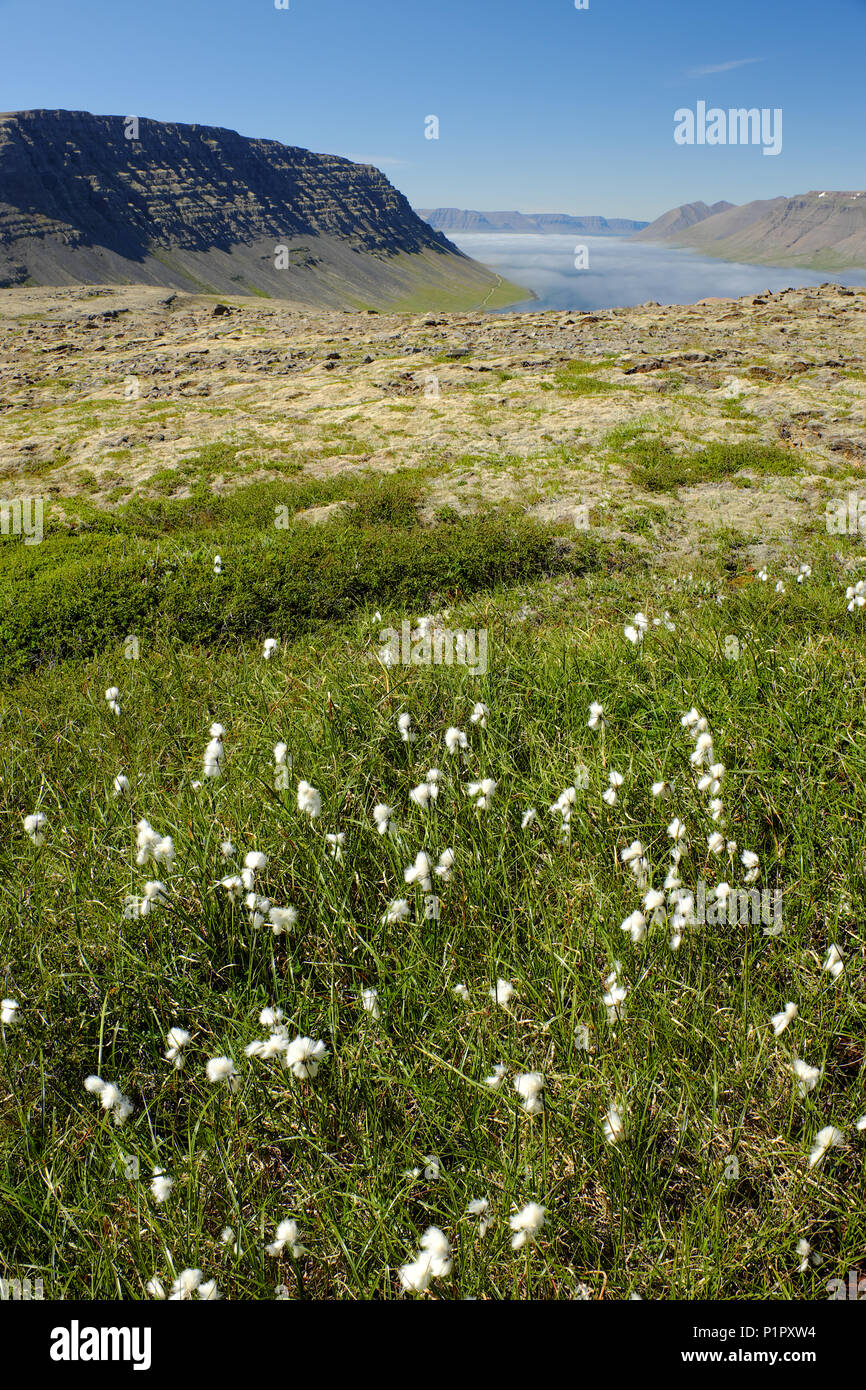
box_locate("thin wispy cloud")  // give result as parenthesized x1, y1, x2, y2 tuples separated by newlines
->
(687, 57, 764, 77)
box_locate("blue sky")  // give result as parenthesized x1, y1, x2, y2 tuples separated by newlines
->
(1, 0, 864, 219)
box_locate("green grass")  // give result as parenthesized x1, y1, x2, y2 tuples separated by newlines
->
(1, 510, 865, 1300)
(554, 358, 624, 396)
(615, 438, 801, 493)
(0, 480, 614, 683)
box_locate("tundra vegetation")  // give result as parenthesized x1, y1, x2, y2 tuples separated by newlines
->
(0, 284, 864, 1300)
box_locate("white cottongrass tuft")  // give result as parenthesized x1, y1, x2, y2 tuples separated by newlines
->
(105, 686, 121, 716)
(372, 803, 393, 835)
(404, 850, 433, 891)
(397, 712, 416, 744)
(791, 1059, 822, 1098)
(383, 897, 410, 925)
(550, 786, 577, 836)
(297, 780, 322, 818)
(514, 1071, 544, 1115)
(845, 579, 866, 612)
(409, 779, 438, 808)
(23, 811, 48, 846)
(466, 1197, 491, 1237)
(620, 910, 647, 944)
(84, 1075, 134, 1126)
(796, 1237, 822, 1271)
(822, 944, 844, 980)
(284, 1036, 329, 1080)
(602, 1103, 625, 1145)
(136, 818, 175, 870)
(361, 987, 380, 1020)
(1, 998, 20, 1025)
(602, 967, 628, 1022)
(484, 1063, 508, 1089)
(444, 726, 468, 754)
(268, 905, 298, 936)
(602, 770, 623, 806)
(266, 1219, 307, 1258)
(434, 847, 455, 881)
(124, 880, 169, 919)
(489, 977, 515, 1008)
(263, 637, 279, 660)
(624, 613, 649, 645)
(205, 1056, 238, 1087)
(150, 1167, 174, 1203)
(771, 1002, 797, 1036)
(245, 891, 271, 929)
(203, 722, 225, 779)
(466, 777, 497, 810)
(807, 1125, 844, 1168)
(164, 1027, 191, 1069)
(587, 701, 605, 729)
(167, 1267, 220, 1300)
(399, 1226, 452, 1293)
(509, 1201, 546, 1250)
(470, 702, 489, 727)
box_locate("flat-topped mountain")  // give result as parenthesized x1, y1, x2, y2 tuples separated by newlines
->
(632, 191, 866, 270)
(0, 110, 527, 309)
(416, 208, 648, 235)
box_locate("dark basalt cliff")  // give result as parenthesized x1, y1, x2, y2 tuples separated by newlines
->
(0, 110, 524, 308)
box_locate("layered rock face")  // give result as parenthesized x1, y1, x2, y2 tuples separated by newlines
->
(0, 110, 522, 307)
(632, 191, 866, 270)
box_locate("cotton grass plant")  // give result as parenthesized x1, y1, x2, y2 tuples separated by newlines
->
(1, 550, 865, 1300)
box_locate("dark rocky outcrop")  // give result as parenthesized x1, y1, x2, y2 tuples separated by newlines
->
(0, 110, 526, 308)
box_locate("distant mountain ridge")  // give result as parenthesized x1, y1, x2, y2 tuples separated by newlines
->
(416, 208, 649, 235)
(0, 110, 528, 309)
(630, 200, 735, 239)
(632, 190, 866, 270)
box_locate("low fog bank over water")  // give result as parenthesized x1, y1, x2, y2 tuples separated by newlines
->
(448, 232, 866, 313)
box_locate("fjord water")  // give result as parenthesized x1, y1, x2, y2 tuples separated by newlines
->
(448, 232, 866, 312)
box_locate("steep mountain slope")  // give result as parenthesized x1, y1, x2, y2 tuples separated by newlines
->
(631, 191, 866, 270)
(0, 110, 527, 309)
(631, 200, 735, 240)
